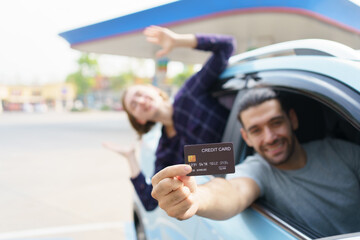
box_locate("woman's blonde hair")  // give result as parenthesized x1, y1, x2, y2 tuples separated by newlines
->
(122, 84, 169, 138)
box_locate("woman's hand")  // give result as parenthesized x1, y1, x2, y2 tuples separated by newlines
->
(143, 25, 197, 58)
(102, 141, 140, 178)
(102, 141, 136, 160)
(143, 25, 177, 58)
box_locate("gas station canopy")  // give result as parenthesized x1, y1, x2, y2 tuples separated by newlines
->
(59, 0, 360, 64)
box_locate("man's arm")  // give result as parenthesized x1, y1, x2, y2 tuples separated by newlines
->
(151, 164, 260, 220)
(197, 177, 260, 220)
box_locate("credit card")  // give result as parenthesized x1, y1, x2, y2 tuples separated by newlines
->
(184, 142, 235, 176)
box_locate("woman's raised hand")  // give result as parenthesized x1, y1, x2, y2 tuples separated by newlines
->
(143, 25, 177, 58)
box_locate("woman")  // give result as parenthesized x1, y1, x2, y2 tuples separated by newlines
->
(104, 25, 235, 211)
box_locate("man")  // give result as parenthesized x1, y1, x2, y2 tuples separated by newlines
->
(151, 87, 360, 237)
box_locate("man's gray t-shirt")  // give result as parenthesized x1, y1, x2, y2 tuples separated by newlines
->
(228, 138, 360, 236)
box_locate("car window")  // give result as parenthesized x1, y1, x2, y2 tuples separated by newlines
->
(220, 70, 360, 239)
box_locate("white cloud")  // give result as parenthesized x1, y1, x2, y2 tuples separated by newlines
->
(349, 0, 360, 7)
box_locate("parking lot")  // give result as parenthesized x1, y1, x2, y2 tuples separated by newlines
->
(0, 111, 137, 240)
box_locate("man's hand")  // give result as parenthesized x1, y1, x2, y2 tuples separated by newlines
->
(151, 164, 199, 220)
(143, 25, 177, 58)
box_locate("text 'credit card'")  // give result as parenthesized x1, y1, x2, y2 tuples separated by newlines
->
(184, 142, 235, 176)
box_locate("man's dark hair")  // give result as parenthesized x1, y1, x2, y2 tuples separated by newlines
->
(237, 87, 289, 125)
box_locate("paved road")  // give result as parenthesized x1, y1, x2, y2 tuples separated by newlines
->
(0, 111, 137, 240)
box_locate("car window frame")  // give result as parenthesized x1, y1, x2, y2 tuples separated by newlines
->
(220, 69, 360, 239)
(221, 69, 360, 162)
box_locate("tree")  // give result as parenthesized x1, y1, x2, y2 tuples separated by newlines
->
(171, 65, 195, 87)
(66, 53, 99, 97)
(109, 71, 136, 90)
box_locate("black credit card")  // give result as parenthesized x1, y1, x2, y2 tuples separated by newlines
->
(184, 142, 235, 176)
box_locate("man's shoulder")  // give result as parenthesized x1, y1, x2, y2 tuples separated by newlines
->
(304, 137, 360, 164)
(305, 137, 357, 150)
(229, 154, 270, 195)
(240, 154, 270, 169)
(243, 153, 266, 162)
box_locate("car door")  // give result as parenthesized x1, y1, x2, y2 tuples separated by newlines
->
(135, 124, 201, 240)
(200, 68, 360, 240)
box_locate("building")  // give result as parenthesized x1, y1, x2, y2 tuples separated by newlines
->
(0, 83, 76, 113)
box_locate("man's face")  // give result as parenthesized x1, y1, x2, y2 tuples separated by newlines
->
(239, 99, 298, 166)
(124, 85, 163, 124)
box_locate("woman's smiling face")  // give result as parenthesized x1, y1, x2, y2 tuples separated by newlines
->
(124, 85, 164, 124)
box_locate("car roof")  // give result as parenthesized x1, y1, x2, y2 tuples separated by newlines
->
(221, 56, 360, 91)
(220, 39, 360, 92)
(228, 39, 360, 64)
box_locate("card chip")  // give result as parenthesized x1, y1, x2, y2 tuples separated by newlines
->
(188, 155, 196, 162)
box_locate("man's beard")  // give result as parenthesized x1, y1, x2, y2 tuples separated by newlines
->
(260, 133, 296, 166)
